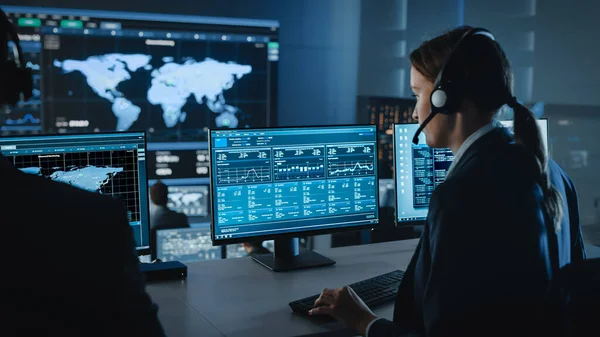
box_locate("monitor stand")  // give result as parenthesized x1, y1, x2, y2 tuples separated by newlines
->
(251, 237, 336, 272)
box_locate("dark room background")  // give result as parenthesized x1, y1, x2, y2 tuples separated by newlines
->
(7, 0, 599, 251)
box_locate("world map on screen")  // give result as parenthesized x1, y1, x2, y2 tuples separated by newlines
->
(20, 165, 124, 193)
(53, 54, 252, 131)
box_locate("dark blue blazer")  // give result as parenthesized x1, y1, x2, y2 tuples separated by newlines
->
(370, 127, 586, 337)
(0, 156, 165, 337)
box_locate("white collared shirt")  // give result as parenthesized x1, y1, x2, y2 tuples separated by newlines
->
(445, 120, 500, 178)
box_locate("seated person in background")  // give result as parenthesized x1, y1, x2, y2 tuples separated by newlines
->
(149, 181, 189, 257)
(242, 241, 271, 257)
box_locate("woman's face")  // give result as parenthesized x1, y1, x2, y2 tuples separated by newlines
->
(410, 66, 452, 148)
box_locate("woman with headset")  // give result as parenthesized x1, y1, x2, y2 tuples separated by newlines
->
(310, 26, 586, 337)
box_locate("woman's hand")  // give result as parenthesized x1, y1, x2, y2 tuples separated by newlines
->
(309, 286, 378, 335)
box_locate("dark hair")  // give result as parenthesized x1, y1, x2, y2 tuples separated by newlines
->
(409, 25, 563, 231)
(150, 180, 169, 206)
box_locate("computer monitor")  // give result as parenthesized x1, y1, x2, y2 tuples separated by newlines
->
(0, 132, 151, 254)
(4, 6, 279, 140)
(394, 119, 549, 224)
(209, 125, 380, 271)
(156, 224, 221, 262)
(165, 185, 209, 218)
(148, 180, 210, 223)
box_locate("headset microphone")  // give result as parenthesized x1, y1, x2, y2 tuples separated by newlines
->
(412, 111, 438, 145)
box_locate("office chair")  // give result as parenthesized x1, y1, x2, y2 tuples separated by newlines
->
(546, 258, 600, 337)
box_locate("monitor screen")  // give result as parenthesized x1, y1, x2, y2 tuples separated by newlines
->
(148, 179, 211, 231)
(156, 224, 221, 262)
(165, 184, 209, 218)
(4, 6, 279, 140)
(0, 132, 151, 252)
(209, 125, 380, 243)
(394, 119, 549, 224)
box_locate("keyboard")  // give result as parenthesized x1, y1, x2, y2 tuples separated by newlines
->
(289, 270, 404, 319)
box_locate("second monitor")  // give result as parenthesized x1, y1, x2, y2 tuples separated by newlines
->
(209, 125, 380, 271)
(0, 132, 152, 254)
(394, 119, 549, 224)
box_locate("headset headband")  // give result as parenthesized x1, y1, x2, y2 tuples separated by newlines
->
(433, 27, 496, 90)
(415, 27, 497, 143)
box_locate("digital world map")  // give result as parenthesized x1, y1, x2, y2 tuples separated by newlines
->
(169, 191, 204, 208)
(20, 165, 123, 193)
(53, 54, 252, 131)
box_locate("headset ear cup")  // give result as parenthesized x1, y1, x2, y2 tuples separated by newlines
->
(0, 61, 32, 105)
(0, 61, 20, 105)
(434, 82, 462, 115)
(16, 67, 33, 101)
(430, 88, 447, 110)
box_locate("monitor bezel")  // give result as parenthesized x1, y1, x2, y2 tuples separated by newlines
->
(0, 130, 152, 256)
(392, 117, 550, 227)
(2, 5, 280, 28)
(208, 124, 381, 246)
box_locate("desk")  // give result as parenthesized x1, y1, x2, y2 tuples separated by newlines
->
(147, 238, 419, 337)
(150, 291, 224, 337)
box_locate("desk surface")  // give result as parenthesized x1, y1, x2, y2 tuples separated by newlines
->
(146, 238, 419, 337)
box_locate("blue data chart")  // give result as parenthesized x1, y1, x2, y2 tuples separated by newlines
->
(215, 149, 272, 185)
(210, 126, 379, 241)
(327, 144, 376, 177)
(273, 146, 325, 181)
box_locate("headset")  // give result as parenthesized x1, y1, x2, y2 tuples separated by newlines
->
(0, 8, 33, 106)
(412, 27, 496, 145)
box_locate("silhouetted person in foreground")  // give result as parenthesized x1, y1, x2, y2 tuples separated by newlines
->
(3, 156, 166, 337)
(0, 8, 165, 336)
